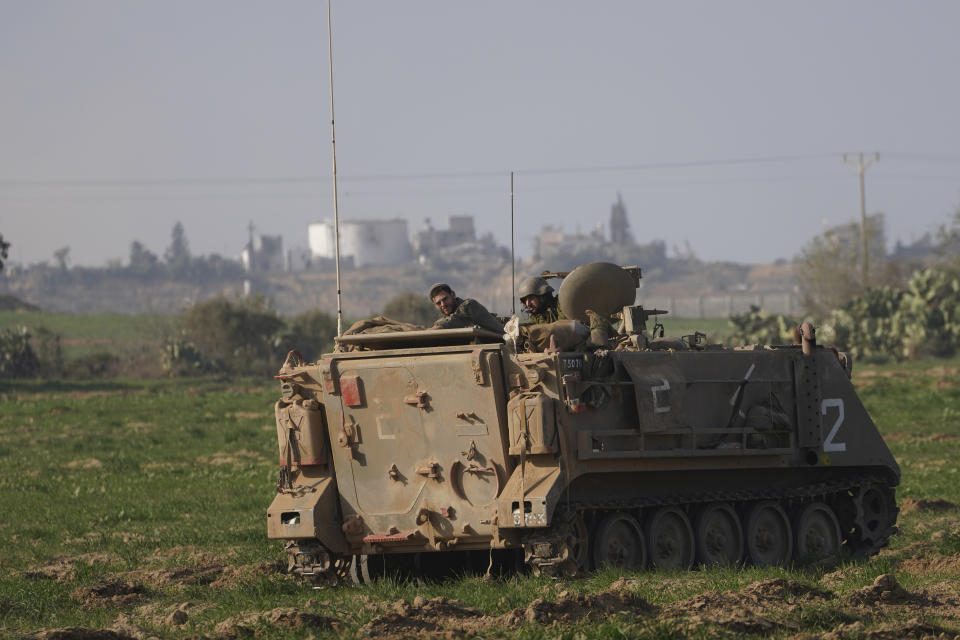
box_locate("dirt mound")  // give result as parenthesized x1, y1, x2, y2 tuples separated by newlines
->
(899, 553, 960, 576)
(66, 458, 103, 469)
(673, 578, 831, 612)
(144, 545, 234, 565)
(792, 619, 960, 639)
(900, 498, 959, 514)
(24, 553, 117, 582)
(24, 628, 138, 640)
(209, 562, 282, 589)
(361, 596, 484, 638)
(72, 579, 147, 609)
(503, 588, 656, 625)
(845, 574, 929, 607)
(214, 607, 341, 638)
(198, 450, 265, 466)
(105, 614, 155, 640)
(127, 563, 226, 588)
(361, 583, 656, 638)
(665, 579, 832, 635)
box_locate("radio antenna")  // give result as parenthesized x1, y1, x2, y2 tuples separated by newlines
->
(510, 171, 516, 315)
(326, 0, 343, 337)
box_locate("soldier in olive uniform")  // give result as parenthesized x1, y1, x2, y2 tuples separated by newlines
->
(518, 276, 566, 325)
(428, 283, 504, 334)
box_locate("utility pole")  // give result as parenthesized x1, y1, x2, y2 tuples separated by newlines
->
(843, 152, 879, 288)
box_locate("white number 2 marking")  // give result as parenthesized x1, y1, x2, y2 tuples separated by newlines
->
(822, 398, 846, 452)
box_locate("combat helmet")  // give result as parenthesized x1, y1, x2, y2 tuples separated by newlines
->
(518, 276, 553, 301)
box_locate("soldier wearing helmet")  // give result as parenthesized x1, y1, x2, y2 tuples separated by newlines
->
(518, 276, 566, 325)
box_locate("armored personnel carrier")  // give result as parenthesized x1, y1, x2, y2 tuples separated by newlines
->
(267, 263, 899, 582)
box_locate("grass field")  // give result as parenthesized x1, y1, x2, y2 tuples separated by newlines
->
(2, 340, 960, 638)
(0, 310, 734, 361)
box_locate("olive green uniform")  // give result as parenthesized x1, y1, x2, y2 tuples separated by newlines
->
(434, 297, 504, 334)
(526, 297, 566, 325)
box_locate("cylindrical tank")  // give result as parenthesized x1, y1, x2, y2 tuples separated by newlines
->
(308, 219, 412, 268)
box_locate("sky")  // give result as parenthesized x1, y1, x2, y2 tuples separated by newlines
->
(2, 1, 960, 268)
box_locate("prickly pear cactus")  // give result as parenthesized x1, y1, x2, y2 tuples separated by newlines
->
(728, 305, 797, 346)
(898, 268, 960, 358)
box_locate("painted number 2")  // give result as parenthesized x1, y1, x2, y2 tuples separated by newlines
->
(821, 398, 846, 453)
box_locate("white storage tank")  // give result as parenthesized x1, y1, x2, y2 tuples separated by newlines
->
(308, 218, 412, 268)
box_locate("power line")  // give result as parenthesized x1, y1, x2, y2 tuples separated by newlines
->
(0, 152, 842, 189)
(1, 151, 956, 192)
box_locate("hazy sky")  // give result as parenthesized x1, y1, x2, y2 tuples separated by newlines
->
(2, 1, 959, 267)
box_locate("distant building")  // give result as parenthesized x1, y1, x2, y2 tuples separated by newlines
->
(609, 192, 634, 245)
(241, 231, 284, 273)
(308, 219, 412, 268)
(533, 223, 606, 261)
(413, 215, 476, 258)
(890, 233, 936, 263)
(412, 215, 509, 269)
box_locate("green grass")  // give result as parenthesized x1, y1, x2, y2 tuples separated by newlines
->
(0, 311, 174, 359)
(1, 356, 960, 638)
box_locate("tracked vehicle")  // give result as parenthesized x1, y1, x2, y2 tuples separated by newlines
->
(267, 263, 899, 582)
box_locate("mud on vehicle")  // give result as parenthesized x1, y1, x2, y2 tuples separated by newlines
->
(267, 263, 899, 583)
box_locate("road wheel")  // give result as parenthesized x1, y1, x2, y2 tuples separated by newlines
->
(793, 502, 842, 565)
(694, 502, 743, 567)
(745, 501, 792, 567)
(591, 512, 646, 570)
(645, 507, 694, 570)
(852, 485, 897, 554)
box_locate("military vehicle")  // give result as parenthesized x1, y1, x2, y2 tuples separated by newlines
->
(267, 262, 899, 582)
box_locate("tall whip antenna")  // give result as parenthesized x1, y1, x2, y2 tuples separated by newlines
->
(510, 171, 516, 316)
(327, 0, 344, 336)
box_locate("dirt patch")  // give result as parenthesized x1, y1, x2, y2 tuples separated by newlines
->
(214, 607, 341, 638)
(25, 628, 140, 640)
(66, 458, 103, 470)
(845, 574, 936, 607)
(671, 578, 831, 612)
(228, 411, 264, 420)
(663, 579, 832, 635)
(361, 597, 483, 638)
(135, 602, 202, 628)
(899, 554, 960, 576)
(106, 614, 156, 639)
(209, 562, 281, 589)
(24, 552, 116, 582)
(361, 581, 656, 639)
(791, 619, 960, 640)
(198, 450, 265, 466)
(72, 579, 147, 609)
(126, 564, 227, 588)
(503, 587, 655, 626)
(125, 560, 278, 591)
(145, 545, 235, 565)
(914, 515, 960, 535)
(900, 498, 959, 514)
(63, 390, 126, 400)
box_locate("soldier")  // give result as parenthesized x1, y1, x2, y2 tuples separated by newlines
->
(428, 283, 504, 334)
(518, 276, 566, 324)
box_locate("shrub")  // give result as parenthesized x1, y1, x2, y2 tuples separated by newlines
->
(382, 292, 438, 327)
(823, 286, 904, 362)
(728, 306, 797, 346)
(275, 310, 338, 362)
(898, 268, 960, 358)
(0, 326, 40, 378)
(165, 295, 284, 375)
